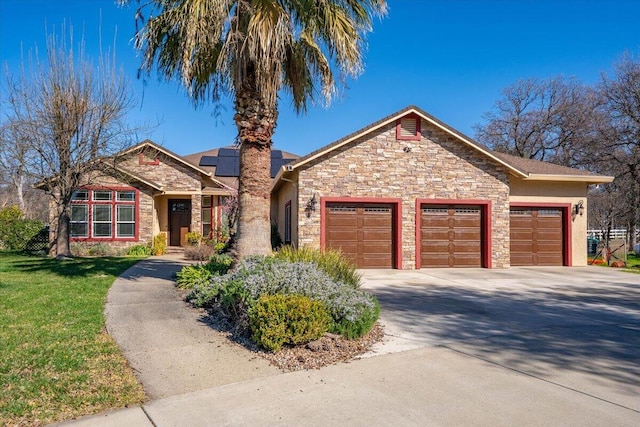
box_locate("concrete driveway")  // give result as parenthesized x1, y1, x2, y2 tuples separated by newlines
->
(361, 267, 640, 413)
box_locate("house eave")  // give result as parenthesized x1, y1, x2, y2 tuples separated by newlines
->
(522, 174, 615, 184)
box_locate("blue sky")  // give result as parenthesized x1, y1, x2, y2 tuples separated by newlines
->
(1, 0, 639, 157)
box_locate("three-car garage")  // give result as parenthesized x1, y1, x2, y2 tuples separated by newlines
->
(323, 200, 570, 269)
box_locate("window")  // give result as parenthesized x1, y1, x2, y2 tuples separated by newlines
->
(93, 190, 112, 201)
(396, 114, 421, 140)
(93, 205, 112, 237)
(117, 205, 135, 237)
(72, 190, 89, 201)
(71, 205, 88, 237)
(284, 201, 292, 244)
(201, 196, 213, 237)
(70, 188, 137, 240)
(117, 191, 135, 202)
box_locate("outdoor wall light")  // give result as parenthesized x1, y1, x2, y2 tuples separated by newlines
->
(305, 193, 318, 217)
(573, 200, 585, 217)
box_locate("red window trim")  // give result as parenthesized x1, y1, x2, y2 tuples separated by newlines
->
(415, 198, 492, 269)
(70, 186, 140, 242)
(396, 113, 421, 141)
(510, 202, 572, 266)
(320, 196, 403, 270)
(284, 201, 292, 244)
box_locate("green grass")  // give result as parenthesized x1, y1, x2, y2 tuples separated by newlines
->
(0, 252, 146, 426)
(624, 252, 640, 273)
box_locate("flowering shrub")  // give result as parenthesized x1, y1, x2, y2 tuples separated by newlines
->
(186, 256, 379, 340)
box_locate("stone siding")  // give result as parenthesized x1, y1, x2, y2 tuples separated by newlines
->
(297, 120, 511, 269)
(118, 151, 202, 192)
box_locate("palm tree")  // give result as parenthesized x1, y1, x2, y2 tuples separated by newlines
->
(122, 0, 387, 259)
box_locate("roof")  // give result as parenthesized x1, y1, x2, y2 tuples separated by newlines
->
(271, 105, 614, 188)
(183, 145, 300, 189)
(117, 139, 234, 190)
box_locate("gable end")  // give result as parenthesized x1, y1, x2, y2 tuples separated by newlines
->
(396, 113, 421, 140)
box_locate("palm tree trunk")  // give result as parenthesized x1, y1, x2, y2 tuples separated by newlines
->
(234, 86, 278, 259)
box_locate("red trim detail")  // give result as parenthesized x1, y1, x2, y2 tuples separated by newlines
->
(320, 197, 403, 269)
(139, 152, 160, 166)
(396, 113, 422, 141)
(284, 201, 292, 244)
(415, 199, 492, 269)
(510, 202, 572, 266)
(70, 186, 139, 242)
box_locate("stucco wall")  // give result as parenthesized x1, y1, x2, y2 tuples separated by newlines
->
(509, 178, 589, 266)
(273, 179, 298, 246)
(296, 120, 511, 269)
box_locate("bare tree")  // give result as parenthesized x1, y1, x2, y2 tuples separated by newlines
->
(474, 76, 599, 166)
(1, 26, 137, 257)
(0, 123, 30, 212)
(597, 52, 640, 251)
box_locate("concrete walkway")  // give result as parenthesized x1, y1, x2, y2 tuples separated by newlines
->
(53, 261, 640, 426)
(103, 254, 279, 399)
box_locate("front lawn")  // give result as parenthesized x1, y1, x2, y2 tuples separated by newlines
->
(0, 253, 146, 426)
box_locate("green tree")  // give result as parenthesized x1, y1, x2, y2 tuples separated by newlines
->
(121, 0, 386, 259)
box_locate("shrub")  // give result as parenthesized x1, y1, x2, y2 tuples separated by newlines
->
(71, 242, 118, 257)
(249, 294, 331, 352)
(271, 222, 283, 250)
(152, 234, 167, 255)
(184, 244, 216, 261)
(176, 264, 214, 289)
(207, 253, 234, 275)
(185, 231, 202, 245)
(275, 246, 362, 288)
(186, 256, 378, 339)
(126, 244, 152, 256)
(0, 206, 45, 251)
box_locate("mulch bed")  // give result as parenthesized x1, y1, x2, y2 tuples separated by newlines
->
(197, 306, 385, 372)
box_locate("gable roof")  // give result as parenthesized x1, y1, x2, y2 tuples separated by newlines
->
(272, 105, 614, 188)
(118, 139, 233, 190)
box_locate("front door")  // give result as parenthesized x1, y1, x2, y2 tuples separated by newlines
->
(169, 199, 191, 246)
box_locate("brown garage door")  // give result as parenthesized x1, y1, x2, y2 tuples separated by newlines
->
(325, 203, 394, 268)
(420, 205, 482, 268)
(510, 207, 564, 266)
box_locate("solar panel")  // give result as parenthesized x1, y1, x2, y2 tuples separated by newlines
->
(199, 156, 218, 167)
(208, 147, 294, 177)
(215, 157, 240, 177)
(217, 148, 239, 158)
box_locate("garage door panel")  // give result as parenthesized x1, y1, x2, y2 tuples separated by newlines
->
(454, 218, 481, 227)
(510, 207, 564, 266)
(327, 216, 358, 227)
(325, 203, 395, 269)
(511, 242, 534, 252)
(421, 254, 451, 267)
(362, 243, 393, 254)
(420, 204, 483, 268)
(358, 255, 393, 269)
(421, 230, 450, 241)
(453, 229, 481, 240)
(535, 242, 563, 252)
(362, 216, 392, 227)
(362, 230, 392, 241)
(327, 230, 358, 241)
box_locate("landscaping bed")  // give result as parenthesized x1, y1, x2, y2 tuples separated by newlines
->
(176, 247, 385, 370)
